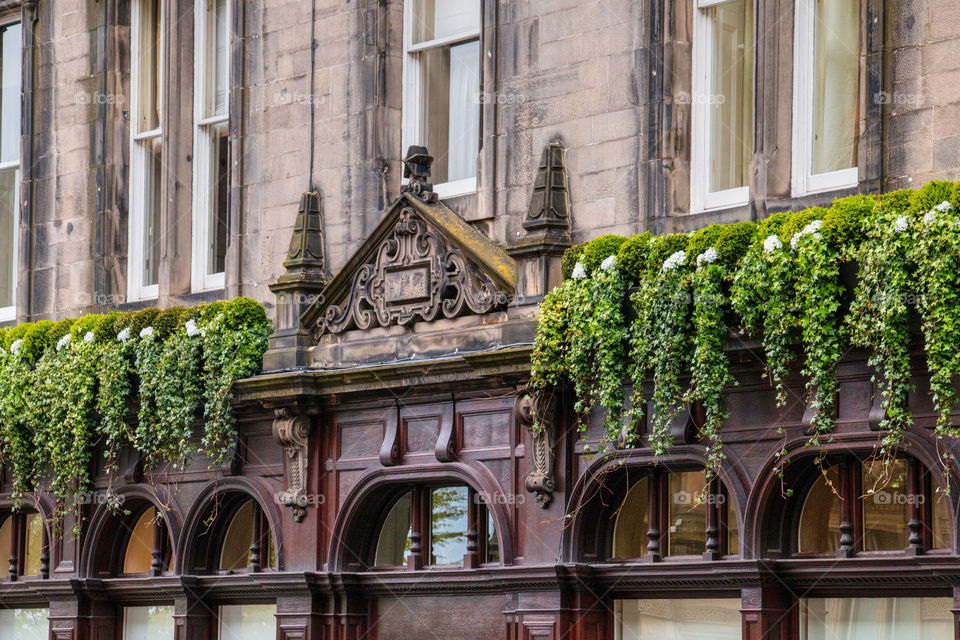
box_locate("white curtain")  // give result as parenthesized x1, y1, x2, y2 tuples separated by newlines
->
(446, 40, 480, 183)
(0, 609, 48, 640)
(124, 606, 175, 640)
(616, 599, 741, 640)
(812, 0, 859, 174)
(1, 22, 22, 164)
(801, 598, 953, 640)
(219, 605, 276, 640)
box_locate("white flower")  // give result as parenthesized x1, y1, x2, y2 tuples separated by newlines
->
(117, 327, 131, 343)
(10, 339, 21, 355)
(56, 334, 71, 352)
(924, 210, 938, 227)
(893, 215, 910, 233)
(0, 345, 5, 357)
(571, 262, 587, 280)
(790, 220, 824, 249)
(600, 255, 617, 271)
(84, 331, 95, 343)
(662, 250, 687, 272)
(763, 235, 783, 253)
(935, 200, 953, 213)
(185, 319, 201, 337)
(139, 326, 155, 339)
(696, 247, 719, 267)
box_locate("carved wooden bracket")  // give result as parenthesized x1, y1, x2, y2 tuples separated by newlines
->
(314, 207, 510, 337)
(517, 387, 559, 508)
(271, 407, 314, 522)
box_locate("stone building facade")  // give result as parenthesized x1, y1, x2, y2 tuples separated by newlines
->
(1, 0, 960, 639)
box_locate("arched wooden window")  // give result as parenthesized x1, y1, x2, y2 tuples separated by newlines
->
(218, 499, 275, 572)
(609, 469, 738, 560)
(372, 485, 499, 570)
(796, 457, 951, 556)
(120, 506, 172, 576)
(0, 510, 46, 580)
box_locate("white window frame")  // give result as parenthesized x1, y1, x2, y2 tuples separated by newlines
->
(191, 0, 229, 292)
(127, 0, 163, 302)
(0, 19, 20, 323)
(690, 0, 752, 213)
(791, 0, 860, 197)
(401, 1, 480, 199)
(0, 157, 17, 322)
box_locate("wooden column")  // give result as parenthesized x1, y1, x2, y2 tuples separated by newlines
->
(741, 584, 793, 640)
(906, 458, 924, 555)
(173, 588, 213, 640)
(646, 470, 662, 562)
(407, 487, 424, 570)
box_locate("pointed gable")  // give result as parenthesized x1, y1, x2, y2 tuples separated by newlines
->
(300, 193, 516, 341)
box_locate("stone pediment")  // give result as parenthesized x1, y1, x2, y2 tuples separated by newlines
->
(301, 193, 517, 341)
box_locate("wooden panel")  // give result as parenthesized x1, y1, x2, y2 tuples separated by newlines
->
(458, 397, 515, 451)
(405, 418, 438, 453)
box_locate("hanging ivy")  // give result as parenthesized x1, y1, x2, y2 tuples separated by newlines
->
(0, 297, 272, 531)
(530, 179, 960, 481)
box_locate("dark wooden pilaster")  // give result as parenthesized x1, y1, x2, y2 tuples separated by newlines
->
(173, 587, 213, 640)
(741, 584, 793, 640)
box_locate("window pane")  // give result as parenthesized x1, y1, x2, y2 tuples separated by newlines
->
(800, 598, 953, 640)
(417, 41, 479, 185)
(811, 0, 858, 175)
(412, 0, 480, 44)
(798, 466, 841, 553)
(616, 599, 741, 639)
(1, 22, 22, 165)
(22, 513, 42, 576)
(204, 0, 229, 118)
(142, 139, 162, 287)
(446, 40, 479, 183)
(124, 606, 174, 640)
(430, 486, 468, 565)
(374, 492, 412, 567)
(207, 122, 229, 276)
(613, 478, 648, 559)
(931, 492, 951, 550)
(0, 167, 17, 308)
(724, 489, 739, 555)
(708, 0, 753, 193)
(219, 605, 275, 640)
(485, 511, 499, 564)
(220, 500, 254, 571)
(0, 516, 11, 579)
(668, 472, 706, 556)
(123, 507, 156, 574)
(137, 0, 161, 133)
(0, 608, 49, 640)
(861, 459, 909, 552)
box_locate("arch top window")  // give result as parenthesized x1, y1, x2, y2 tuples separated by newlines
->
(0, 510, 46, 581)
(372, 484, 499, 570)
(403, 0, 481, 197)
(218, 498, 276, 573)
(609, 469, 738, 561)
(120, 506, 172, 576)
(796, 456, 952, 556)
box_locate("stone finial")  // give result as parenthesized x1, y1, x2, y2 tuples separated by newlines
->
(524, 142, 570, 231)
(263, 192, 328, 370)
(284, 191, 325, 271)
(401, 145, 438, 202)
(506, 142, 573, 304)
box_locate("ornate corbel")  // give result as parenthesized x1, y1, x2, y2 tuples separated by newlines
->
(516, 386, 559, 508)
(271, 407, 315, 522)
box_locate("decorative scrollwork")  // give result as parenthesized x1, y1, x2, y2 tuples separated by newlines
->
(315, 208, 510, 338)
(272, 407, 314, 522)
(517, 386, 559, 509)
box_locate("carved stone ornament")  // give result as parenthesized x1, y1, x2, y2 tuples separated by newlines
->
(517, 386, 559, 508)
(272, 407, 313, 522)
(315, 207, 510, 337)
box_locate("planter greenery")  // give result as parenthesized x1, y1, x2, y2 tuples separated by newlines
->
(0, 298, 272, 531)
(530, 181, 960, 482)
